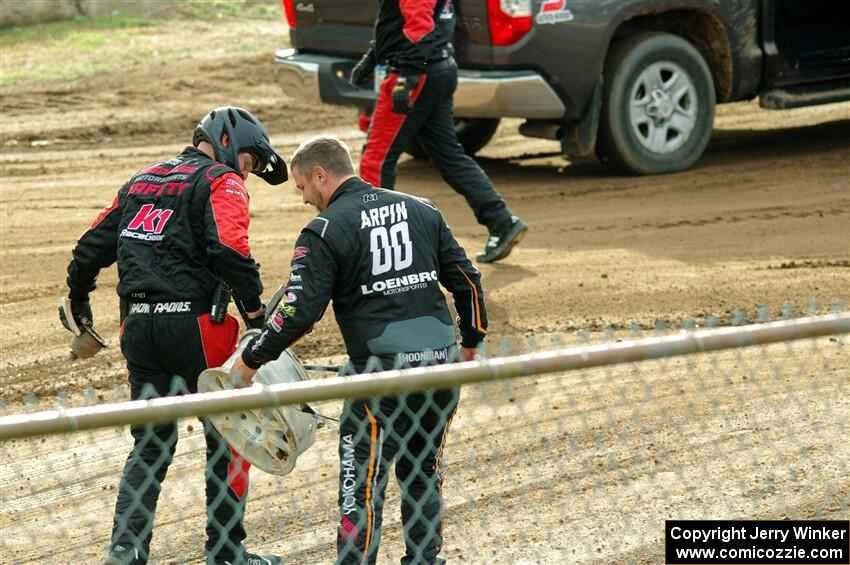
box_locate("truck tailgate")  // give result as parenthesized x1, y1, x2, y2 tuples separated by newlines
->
(289, 1, 494, 66)
(290, 1, 377, 56)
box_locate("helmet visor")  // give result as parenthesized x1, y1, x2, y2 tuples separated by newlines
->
(250, 140, 288, 185)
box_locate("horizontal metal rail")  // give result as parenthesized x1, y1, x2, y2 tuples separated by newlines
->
(1, 314, 847, 440)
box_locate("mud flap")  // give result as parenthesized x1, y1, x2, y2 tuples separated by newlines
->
(561, 75, 603, 158)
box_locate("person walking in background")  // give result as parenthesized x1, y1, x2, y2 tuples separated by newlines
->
(350, 0, 528, 263)
(60, 107, 286, 565)
(228, 136, 488, 564)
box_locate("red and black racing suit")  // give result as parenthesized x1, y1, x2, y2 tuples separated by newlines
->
(359, 0, 516, 233)
(66, 146, 264, 564)
(240, 177, 487, 564)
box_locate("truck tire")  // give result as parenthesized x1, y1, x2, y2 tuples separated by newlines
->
(597, 32, 715, 175)
(405, 118, 500, 159)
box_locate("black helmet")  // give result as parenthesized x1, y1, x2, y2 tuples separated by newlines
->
(193, 107, 288, 185)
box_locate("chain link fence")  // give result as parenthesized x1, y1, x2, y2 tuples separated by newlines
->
(2, 310, 848, 564)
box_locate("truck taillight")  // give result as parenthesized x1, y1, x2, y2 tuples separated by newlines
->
(282, 0, 296, 28)
(487, 0, 532, 46)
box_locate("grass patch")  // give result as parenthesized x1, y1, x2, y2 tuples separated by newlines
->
(0, 13, 154, 47)
(171, 0, 282, 21)
(0, 13, 157, 86)
(0, 2, 287, 88)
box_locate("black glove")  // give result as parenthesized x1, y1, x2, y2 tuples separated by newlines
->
(60, 300, 93, 332)
(391, 72, 420, 115)
(350, 44, 377, 87)
(242, 306, 266, 330)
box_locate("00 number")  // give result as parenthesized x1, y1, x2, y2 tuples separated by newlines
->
(370, 221, 413, 275)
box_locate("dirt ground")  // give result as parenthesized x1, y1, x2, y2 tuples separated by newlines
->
(1, 18, 849, 565)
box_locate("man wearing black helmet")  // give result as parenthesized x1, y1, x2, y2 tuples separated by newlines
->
(61, 107, 285, 565)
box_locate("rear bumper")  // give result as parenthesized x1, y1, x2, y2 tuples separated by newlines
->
(275, 48, 565, 120)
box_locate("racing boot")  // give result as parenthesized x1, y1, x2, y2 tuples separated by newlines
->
(244, 553, 283, 565)
(476, 215, 528, 263)
(103, 544, 142, 565)
(215, 552, 283, 565)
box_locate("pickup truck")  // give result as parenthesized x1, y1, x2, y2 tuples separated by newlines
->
(275, 0, 850, 175)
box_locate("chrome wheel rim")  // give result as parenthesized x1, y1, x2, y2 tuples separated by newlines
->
(629, 61, 698, 154)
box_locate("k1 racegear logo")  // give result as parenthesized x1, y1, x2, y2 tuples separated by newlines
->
(120, 204, 174, 241)
(536, 0, 573, 24)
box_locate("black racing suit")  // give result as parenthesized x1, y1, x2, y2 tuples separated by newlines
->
(359, 0, 515, 233)
(66, 146, 264, 565)
(241, 177, 487, 564)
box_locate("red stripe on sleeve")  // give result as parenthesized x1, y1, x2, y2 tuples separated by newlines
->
(400, 0, 438, 43)
(90, 195, 120, 229)
(210, 173, 252, 256)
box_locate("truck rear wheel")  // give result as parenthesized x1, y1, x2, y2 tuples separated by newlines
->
(405, 118, 500, 159)
(597, 32, 715, 175)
